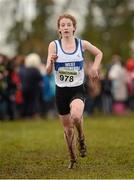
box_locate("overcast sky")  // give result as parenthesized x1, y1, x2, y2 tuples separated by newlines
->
(0, 0, 36, 56)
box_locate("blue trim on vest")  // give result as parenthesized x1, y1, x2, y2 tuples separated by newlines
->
(80, 39, 84, 57)
(54, 40, 58, 54)
(58, 38, 78, 55)
(54, 60, 84, 71)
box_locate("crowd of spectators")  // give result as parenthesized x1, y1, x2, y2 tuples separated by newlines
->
(0, 53, 134, 120)
(0, 53, 56, 120)
(85, 55, 134, 116)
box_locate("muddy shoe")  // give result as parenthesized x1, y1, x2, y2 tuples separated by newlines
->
(78, 137, 87, 157)
(68, 159, 77, 169)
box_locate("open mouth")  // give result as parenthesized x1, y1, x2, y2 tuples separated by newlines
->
(64, 31, 69, 33)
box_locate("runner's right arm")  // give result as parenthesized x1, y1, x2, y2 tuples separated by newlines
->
(46, 41, 58, 74)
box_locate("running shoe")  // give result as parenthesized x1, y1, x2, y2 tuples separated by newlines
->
(68, 159, 77, 169)
(78, 137, 87, 157)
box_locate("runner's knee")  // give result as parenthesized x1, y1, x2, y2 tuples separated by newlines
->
(64, 126, 74, 135)
(71, 113, 81, 124)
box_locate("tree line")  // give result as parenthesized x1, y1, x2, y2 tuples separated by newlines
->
(2, 0, 134, 63)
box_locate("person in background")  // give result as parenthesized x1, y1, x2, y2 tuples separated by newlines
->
(84, 61, 102, 115)
(5, 59, 17, 120)
(23, 53, 43, 118)
(108, 55, 128, 115)
(125, 58, 134, 111)
(0, 54, 8, 120)
(40, 66, 56, 118)
(101, 68, 113, 114)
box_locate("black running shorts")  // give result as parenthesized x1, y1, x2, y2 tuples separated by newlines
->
(55, 84, 86, 115)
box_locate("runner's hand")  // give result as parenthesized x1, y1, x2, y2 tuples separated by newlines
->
(50, 54, 58, 64)
(88, 67, 99, 81)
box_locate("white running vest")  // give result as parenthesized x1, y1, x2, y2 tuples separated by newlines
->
(54, 38, 84, 87)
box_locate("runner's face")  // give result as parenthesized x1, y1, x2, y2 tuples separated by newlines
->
(59, 18, 75, 38)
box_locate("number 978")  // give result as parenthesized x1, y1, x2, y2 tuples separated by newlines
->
(60, 75, 74, 82)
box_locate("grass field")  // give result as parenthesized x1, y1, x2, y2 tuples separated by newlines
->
(0, 114, 134, 179)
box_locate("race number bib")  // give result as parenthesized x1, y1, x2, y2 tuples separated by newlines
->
(55, 60, 84, 87)
(58, 67, 79, 83)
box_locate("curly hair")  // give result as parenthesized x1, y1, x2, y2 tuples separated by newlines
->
(57, 13, 77, 29)
(57, 14, 77, 38)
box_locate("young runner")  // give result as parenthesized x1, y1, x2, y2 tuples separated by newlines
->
(46, 14, 103, 169)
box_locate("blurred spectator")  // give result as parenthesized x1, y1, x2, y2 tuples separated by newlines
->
(125, 58, 134, 110)
(40, 67, 56, 118)
(23, 53, 43, 118)
(108, 55, 128, 115)
(126, 58, 134, 72)
(0, 54, 8, 119)
(13, 55, 26, 117)
(84, 61, 102, 115)
(5, 59, 17, 120)
(101, 70, 113, 114)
